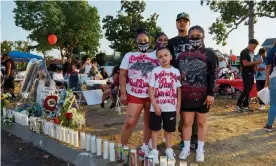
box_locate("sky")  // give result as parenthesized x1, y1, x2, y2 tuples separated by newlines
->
(1, 0, 276, 59)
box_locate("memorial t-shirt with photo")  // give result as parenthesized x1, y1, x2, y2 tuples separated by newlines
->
(149, 66, 181, 112)
(120, 51, 159, 98)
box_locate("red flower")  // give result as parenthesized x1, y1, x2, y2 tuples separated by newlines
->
(66, 112, 73, 120)
(43, 95, 58, 112)
(53, 117, 59, 124)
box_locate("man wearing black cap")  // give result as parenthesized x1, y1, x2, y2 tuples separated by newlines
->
(236, 39, 262, 112)
(168, 12, 198, 150)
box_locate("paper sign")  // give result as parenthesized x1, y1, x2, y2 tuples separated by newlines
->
(82, 90, 103, 105)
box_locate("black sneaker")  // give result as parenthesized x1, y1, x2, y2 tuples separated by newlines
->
(110, 103, 116, 109)
(264, 125, 272, 131)
(101, 103, 105, 108)
(235, 106, 243, 112)
(242, 107, 253, 112)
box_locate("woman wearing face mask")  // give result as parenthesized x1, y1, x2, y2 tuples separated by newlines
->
(177, 26, 216, 162)
(119, 28, 159, 154)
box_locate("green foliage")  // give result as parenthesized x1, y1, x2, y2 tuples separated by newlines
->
(1, 40, 31, 53)
(95, 52, 107, 66)
(102, 0, 162, 55)
(13, 1, 102, 59)
(201, 0, 276, 45)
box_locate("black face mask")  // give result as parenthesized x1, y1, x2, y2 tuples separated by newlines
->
(137, 42, 150, 53)
(189, 37, 203, 49)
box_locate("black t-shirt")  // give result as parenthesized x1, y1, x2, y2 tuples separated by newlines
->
(168, 36, 190, 68)
(177, 48, 217, 108)
(240, 48, 254, 73)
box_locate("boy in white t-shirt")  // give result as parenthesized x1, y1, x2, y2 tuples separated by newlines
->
(148, 47, 181, 163)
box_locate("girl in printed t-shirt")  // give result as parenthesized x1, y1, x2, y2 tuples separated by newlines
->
(148, 46, 181, 164)
(119, 28, 159, 154)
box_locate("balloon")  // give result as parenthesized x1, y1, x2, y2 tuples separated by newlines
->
(48, 34, 57, 45)
(231, 55, 237, 61)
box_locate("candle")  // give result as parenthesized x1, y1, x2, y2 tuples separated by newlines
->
(109, 142, 115, 162)
(56, 125, 60, 140)
(179, 161, 188, 166)
(59, 127, 63, 141)
(49, 122, 54, 137)
(61, 127, 67, 142)
(168, 159, 176, 166)
(65, 128, 70, 144)
(86, 134, 91, 151)
(91, 135, 96, 153)
(25, 115, 29, 126)
(3, 108, 6, 118)
(69, 130, 74, 146)
(80, 132, 86, 149)
(74, 131, 79, 147)
(96, 137, 102, 156)
(103, 140, 109, 159)
(160, 156, 167, 166)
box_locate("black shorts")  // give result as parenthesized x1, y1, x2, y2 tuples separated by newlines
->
(149, 112, 176, 132)
(4, 76, 14, 89)
(181, 104, 209, 113)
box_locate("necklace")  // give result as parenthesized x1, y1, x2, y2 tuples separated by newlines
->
(176, 36, 188, 47)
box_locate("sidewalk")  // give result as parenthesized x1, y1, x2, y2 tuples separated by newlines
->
(1, 130, 70, 166)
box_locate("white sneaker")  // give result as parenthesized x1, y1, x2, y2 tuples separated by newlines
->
(148, 139, 152, 149)
(196, 149, 205, 162)
(151, 149, 159, 164)
(165, 148, 175, 160)
(140, 144, 150, 155)
(258, 105, 265, 110)
(179, 147, 190, 160)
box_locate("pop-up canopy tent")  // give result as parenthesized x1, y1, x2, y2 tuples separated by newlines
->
(262, 38, 276, 53)
(8, 51, 43, 61)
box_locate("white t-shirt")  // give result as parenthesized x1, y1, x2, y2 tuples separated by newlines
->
(120, 51, 159, 98)
(149, 66, 181, 112)
(84, 64, 92, 74)
(52, 72, 64, 80)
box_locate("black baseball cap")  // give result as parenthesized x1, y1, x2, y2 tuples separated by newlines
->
(176, 12, 190, 21)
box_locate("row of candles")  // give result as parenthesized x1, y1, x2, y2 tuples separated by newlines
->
(8, 110, 198, 166)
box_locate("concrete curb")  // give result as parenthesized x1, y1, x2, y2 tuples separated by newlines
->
(2, 123, 118, 166)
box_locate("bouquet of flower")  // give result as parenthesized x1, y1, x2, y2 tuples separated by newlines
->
(2, 115, 14, 126)
(1, 93, 12, 116)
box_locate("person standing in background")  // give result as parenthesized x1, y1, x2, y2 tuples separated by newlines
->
(236, 39, 262, 112)
(265, 40, 276, 87)
(168, 12, 198, 151)
(2, 53, 16, 99)
(254, 48, 267, 110)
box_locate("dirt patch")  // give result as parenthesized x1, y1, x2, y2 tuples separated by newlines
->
(83, 98, 276, 166)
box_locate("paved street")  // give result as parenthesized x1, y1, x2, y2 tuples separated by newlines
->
(1, 130, 71, 166)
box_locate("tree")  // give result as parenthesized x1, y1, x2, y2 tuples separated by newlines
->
(95, 52, 107, 66)
(201, 0, 276, 45)
(13, 1, 101, 61)
(102, 0, 162, 55)
(1, 40, 31, 54)
(1, 41, 13, 54)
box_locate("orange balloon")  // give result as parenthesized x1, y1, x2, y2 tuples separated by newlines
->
(231, 55, 236, 61)
(48, 34, 57, 45)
